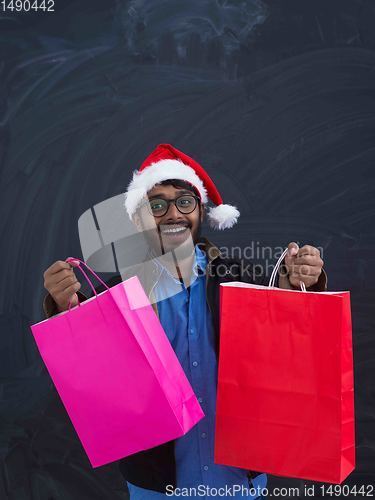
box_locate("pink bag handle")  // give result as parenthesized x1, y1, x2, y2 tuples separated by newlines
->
(65, 257, 110, 311)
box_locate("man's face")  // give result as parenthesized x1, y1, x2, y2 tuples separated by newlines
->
(134, 183, 204, 254)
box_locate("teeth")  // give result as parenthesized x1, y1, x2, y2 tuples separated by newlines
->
(162, 227, 187, 234)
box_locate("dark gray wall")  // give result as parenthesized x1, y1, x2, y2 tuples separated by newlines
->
(1, 1, 374, 498)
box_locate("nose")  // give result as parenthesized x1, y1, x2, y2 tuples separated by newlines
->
(164, 201, 185, 221)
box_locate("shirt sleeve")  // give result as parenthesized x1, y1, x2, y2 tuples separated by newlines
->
(42, 291, 88, 319)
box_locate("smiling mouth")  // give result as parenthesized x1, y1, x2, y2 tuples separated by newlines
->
(160, 224, 190, 235)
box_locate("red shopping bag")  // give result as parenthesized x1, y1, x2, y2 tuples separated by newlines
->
(214, 249, 355, 484)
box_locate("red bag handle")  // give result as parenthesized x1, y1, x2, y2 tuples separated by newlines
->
(65, 257, 110, 311)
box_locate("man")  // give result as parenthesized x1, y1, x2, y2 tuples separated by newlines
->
(43, 144, 326, 499)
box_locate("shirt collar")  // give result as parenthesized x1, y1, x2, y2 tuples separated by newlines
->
(151, 243, 207, 284)
(194, 243, 207, 274)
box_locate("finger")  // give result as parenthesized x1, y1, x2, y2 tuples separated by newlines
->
(287, 242, 299, 257)
(293, 255, 324, 267)
(284, 242, 300, 270)
(48, 278, 79, 301)
(43, 260, 72, 278)
(66, 257, 80, 267)
(51, 274, 79, 292)
(288, 274, 318, 288)
(55, 291, 79, 311)
(44, 268, 75, 289)
(290, 267, 322, 280)
(289, 264, 322, 278)
(54, 269, 77, 286)
(63, 293, 79, 308)
(54, 282, 82, 303)
(297, 245, 321, 258)
(62, 282, 82, 299)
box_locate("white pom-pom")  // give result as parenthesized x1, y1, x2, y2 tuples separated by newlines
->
(207, 204, 240, 230)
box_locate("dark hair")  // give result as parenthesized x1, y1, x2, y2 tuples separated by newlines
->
(159, 179, 201, 200)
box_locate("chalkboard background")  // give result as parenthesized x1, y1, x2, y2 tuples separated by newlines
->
(1, 1, 374, 498)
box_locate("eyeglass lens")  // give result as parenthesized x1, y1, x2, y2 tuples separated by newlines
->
(148, 195, 197, 216)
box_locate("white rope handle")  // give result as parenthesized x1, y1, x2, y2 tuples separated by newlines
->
(268, 247, 306, 292)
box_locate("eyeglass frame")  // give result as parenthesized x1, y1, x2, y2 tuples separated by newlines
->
(139, 194, 201, 218)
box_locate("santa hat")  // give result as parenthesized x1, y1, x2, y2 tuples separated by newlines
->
(124, 143, 240, 230)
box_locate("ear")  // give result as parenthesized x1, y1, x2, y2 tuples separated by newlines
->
(132, 212, 143, 232)
(200, 203, 205, 223)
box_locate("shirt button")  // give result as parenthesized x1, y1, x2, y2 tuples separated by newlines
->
(192, 361, 198, 367)
(201, 432, 207, 438)
(198, 397, 203, 403)
(203, 465, 209, 471)
(190, 329, 194, 335)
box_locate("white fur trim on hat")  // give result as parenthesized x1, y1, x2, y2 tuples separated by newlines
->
(207, 204, 240, 230)
(124, 159, 208, 219)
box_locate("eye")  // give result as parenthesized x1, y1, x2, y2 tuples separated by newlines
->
(177, 196, 194, 207)
(150, 199, 167, 211)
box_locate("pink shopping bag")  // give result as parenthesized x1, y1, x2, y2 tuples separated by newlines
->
(31, 258, 204, 467)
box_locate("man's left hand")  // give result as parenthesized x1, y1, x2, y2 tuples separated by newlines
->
(284, 242, 324, 289)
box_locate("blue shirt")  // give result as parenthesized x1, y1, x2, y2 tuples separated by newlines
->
(127, 245, 267, 499)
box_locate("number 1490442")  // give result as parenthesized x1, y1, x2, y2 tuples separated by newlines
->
(1, 0, 54, 12)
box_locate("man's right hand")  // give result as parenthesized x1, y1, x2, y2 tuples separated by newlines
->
(43, 260, 82, 312)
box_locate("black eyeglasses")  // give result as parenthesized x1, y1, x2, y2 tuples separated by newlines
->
(144, 194, 200, 217)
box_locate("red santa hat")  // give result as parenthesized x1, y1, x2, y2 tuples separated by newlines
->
(124, 143, 240, 230)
